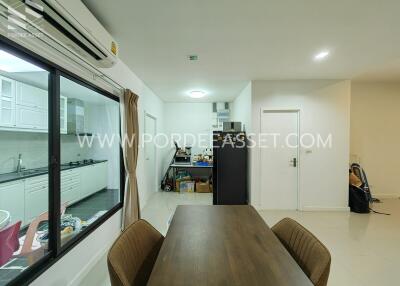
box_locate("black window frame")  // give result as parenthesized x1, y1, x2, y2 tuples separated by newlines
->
(0, 35, 125, 286)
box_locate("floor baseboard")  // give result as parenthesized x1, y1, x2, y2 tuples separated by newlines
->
(302, 206, 350, 212)
(373, 194, 399, 199)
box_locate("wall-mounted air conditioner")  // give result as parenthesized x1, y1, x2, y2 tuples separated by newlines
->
(3, 0, 119, 68)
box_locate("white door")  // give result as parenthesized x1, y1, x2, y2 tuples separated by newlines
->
(145, 113, 157, 193)
(260, 110, 299, 210)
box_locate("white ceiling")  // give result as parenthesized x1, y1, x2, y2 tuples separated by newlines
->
(83, 0, 400, 102)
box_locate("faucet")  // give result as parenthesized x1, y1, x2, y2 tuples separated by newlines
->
(16, 153, 23, 173)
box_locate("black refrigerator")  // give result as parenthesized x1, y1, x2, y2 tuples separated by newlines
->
(213, 131, 248, 205)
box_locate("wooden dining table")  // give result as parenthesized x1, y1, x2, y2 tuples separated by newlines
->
(148, 205, 313, 286)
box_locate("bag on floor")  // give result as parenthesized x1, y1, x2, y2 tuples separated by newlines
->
(350, 163, 373, 202)
(349, 185, 370, 214)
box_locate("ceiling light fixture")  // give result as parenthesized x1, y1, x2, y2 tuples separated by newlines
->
(188, 55, 198, 61)
(314, 50, 330, 61)
(189, 90, 206, 98)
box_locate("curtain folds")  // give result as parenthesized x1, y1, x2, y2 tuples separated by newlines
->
(121, 89, 140, 229)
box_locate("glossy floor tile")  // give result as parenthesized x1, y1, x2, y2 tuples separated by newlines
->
(142, 193, 399, 286)
(141, 191, 213, 235)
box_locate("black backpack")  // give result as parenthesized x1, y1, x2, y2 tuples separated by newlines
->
(349, 185, 370, 214)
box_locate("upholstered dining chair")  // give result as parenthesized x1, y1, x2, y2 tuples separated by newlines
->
(0, 221, 21, 267)
(108, 219, 164, 286)
(272, 218, 331, 286)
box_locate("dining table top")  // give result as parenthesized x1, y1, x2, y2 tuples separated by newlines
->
(147, 205, 313, 286)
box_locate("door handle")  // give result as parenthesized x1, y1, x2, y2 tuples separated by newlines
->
(290, 158, 297, 167)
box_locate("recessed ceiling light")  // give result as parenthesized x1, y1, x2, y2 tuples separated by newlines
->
(189, 90, 206, 98)
(314, 50, 330, 61)
(188, 55, 198, 61)
(0, 50, 44, 72)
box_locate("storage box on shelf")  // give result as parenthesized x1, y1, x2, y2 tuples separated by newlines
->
(196, 180, 211, 193)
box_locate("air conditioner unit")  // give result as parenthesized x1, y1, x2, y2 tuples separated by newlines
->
(3, 0, 119, 68)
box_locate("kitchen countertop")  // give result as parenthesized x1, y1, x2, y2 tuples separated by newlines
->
(0, 160, 107, 185)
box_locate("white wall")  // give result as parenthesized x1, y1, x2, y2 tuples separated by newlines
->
(231, 82, 252, 132)
(0, 132, 90, 174)
(251, 80, 351, 211)
(351, 82, 400, 198)
(161, 103, 213, 173)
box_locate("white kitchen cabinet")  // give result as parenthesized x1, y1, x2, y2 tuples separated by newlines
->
(60, 95, 68, 134)
(24, 175, 48, 225)
(0, 77, 69, 133)
(15, 82, 48, 131)
(16, 82, 48, 110)
(93, 162, 108, 193)
(0, 162, 107, 229)
(61, 168, 81, 205)
(0, 181, 25, 225)
(81, 162, 108, 198)
(16, 105, 48, 130)
(0, 76, 16, 127)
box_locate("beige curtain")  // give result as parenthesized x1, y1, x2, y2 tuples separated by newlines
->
(122, 89, 140, 229)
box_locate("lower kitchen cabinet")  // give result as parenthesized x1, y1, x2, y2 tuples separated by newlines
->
(61, 168, 81, 206)
(0, 162, 108, 228)
(0, 180, 25, 225)
(24, 175, 48, 225)
(81, 162, 108, 198)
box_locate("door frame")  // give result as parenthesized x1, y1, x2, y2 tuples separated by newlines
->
(259, 108, 301, 210)
(144, 111, 158, 191)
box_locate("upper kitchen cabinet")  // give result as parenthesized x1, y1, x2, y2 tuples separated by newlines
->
(0, 76, 68, 133)
(16, 104, 48, 130)
(0, 75, 16, 127)
(15, 82, 48, 131)
(16, 82, 48, 110)
(60, 95, 67, 134)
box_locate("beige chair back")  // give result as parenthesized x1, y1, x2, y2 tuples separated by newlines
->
(108, 220, 164, 286)
(272, 218, 331, 286)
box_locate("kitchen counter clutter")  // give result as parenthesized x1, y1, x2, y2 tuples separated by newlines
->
(0, 160, 108, 227)
(0, 160, 107, 184)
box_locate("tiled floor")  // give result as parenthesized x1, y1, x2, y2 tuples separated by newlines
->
(141, 191, 213, 235)
(142, 192, 399, 286)
(66, 189, 120, 220)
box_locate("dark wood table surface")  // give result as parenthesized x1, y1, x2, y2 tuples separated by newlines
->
(148, 205, 313, 286)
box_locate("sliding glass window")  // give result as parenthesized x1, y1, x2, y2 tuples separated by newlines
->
(0, 49, 51, 285)
(0, 41, 122, 285)
(59, 76, 121, 247)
